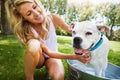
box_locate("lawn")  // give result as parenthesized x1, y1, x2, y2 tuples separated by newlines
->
(0, 35, 120, 80)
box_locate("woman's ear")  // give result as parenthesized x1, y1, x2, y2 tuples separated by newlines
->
(97, 25, 110, 36)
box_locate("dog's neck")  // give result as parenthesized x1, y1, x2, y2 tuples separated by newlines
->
(90, 32, 103, 51)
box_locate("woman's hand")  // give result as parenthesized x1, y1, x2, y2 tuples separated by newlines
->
(76, 52, 91, 64)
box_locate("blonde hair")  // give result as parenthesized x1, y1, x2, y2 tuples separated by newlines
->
(5, 0, 49, 45)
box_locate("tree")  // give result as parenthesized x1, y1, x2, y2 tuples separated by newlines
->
(1, 0, 13, 35)
(0, 0, 1, 33)
(96, 3, 120, 40)
(113, 29, 120, 41)
(66, 1, 95, 24)
(41, 0, 67, 15)
(66, 6, 79, 23)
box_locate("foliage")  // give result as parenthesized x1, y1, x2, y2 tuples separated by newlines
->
(103, 3, 120, 25)
(66, 6, 79, 23)
(113, 29, 120, 40)
(66, 1, 95, 23)
(56, 27, 70, 36)
(40, 0, 67, 15)
(96, 3, 120, 40)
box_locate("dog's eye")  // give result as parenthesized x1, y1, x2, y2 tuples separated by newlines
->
(86, 32, 92, 35)
(72, 31, 76, 35)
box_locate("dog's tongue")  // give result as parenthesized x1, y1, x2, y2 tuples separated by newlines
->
(74, 48, 89, 55)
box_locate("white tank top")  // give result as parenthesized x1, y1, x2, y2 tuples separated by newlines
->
(30, 17, 58, 52)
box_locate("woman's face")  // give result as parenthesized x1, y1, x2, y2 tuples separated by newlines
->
(18, 2, 44, 25)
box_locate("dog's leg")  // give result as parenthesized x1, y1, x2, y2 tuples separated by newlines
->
(101, 60, 108, 77)
(95, 62, 107, 77)
(102, 67, 106, 77)
(94, 62, 103, 77)
(24, 39, 45, 80)
(95, 65, 107, 77)
(95, 67, 102, 77)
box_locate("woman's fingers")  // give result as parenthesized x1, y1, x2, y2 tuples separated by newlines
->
(78, 52, 91, 64)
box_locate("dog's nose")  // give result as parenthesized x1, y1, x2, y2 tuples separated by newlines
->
(73, 37, 82, 48)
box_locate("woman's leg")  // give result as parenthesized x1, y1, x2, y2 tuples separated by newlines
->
(45, 58, 64, 80)
(24, 39, 45, 80)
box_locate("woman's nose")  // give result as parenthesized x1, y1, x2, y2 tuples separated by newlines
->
(33, 10, 39, 17)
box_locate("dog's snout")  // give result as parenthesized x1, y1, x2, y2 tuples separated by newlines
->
(73, 37, 82, 48)
(74, 37, 82, 44)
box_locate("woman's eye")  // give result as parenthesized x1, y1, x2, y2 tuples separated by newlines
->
(27, 11, 31, 16)
(33, 5, 37, 9)
(86, 32, 92, 35)
(72, 31, 76, 35)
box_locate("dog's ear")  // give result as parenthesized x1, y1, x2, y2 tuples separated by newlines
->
(97, 25, 110, 36)
(70, 23, 75, 29)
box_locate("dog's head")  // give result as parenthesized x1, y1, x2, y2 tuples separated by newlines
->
(70, 21, 109, 55)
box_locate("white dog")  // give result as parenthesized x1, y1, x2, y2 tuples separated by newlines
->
(71, 21, 110, 77)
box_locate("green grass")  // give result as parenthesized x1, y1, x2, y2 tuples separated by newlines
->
(0, 35, 120, 80)
(0, 35, 26, 80)
(108, 41, 120, 66)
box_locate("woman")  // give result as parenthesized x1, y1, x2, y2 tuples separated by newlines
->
(5, 0, 90, 80)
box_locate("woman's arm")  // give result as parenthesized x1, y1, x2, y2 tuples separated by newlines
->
(50, 14, 72, 34)
(41, 42, 90, 64)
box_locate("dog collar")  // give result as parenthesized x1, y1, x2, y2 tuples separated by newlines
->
(90, 33, 103, 51)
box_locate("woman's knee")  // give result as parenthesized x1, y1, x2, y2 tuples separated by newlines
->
(27, 39, 41, 53)
(47, 59, 64, 80)
(49, 70, 64, 80)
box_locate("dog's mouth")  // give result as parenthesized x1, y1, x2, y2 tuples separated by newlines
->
(74, 43, 94, 55)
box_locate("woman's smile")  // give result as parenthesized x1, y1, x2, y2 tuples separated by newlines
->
(35, 14, 43, 21)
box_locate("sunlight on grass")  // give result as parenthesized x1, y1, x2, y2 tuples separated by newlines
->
(0, 40, 10, 44)
(110, 41, 120, 52)
(57, 35, 72, 44)
(57, 35, 73, 53)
